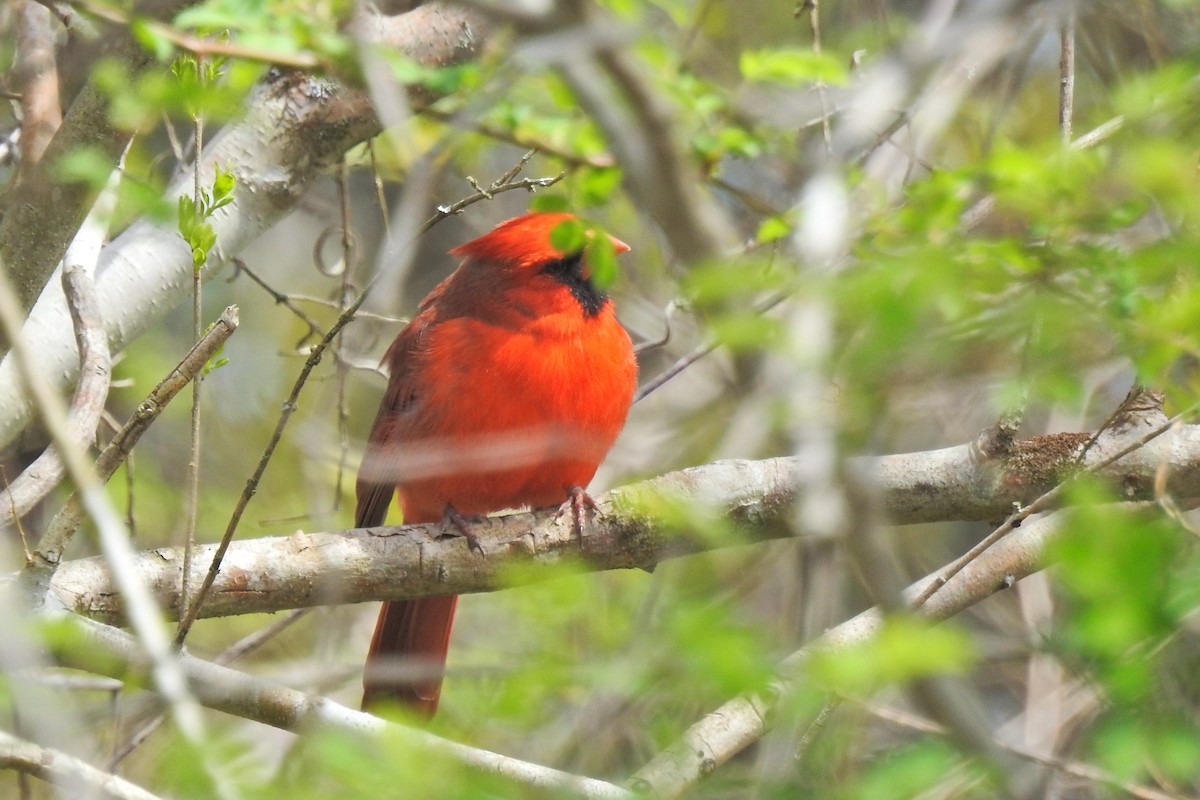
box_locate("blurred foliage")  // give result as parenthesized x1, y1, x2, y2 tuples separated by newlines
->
(4, 0, 1200, 798)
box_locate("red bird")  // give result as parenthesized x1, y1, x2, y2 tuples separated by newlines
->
(356, 212, 637, 715)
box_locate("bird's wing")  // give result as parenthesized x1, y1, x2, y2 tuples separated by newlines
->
(354, 313, 432, 529)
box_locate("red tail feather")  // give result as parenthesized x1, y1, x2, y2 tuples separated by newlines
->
(363, 596, 459, 716)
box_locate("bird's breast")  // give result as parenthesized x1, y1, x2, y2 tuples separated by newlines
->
(394, 306, 636, 519)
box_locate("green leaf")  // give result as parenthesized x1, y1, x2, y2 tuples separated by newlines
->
(196, 224, 217, 253)
(587, 232, 617, 289)
(756, 216, 791, 243)
(202, 356, 229, 375)
(177, 195, 199, 238)
(808, 616, 976, 693)
(53, 147, 118, 189)
(579, 167, 622, 207)
(549, 218, 586, 253)
(212, 166, 236, 205)
(170, 53, 199, 83)
(130, 18, 175, 61)
(740, 48, 847, 85)
(174, 5, 247, 30)
(710, 314, 782, 351)
(529, 194, 570, 213)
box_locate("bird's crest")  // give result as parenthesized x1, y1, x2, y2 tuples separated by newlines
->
(449, 212, 628, 268)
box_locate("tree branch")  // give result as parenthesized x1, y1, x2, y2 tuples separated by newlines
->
(13, 0, 62, 168)
(49, 614, 633, 800)
(27, 305, 239, 585)
(0, 152, 120, 528)
(0, 0, 194, 312)
(627, 505, 1089, 797)
(0, 729, 165, 800)
(46, 416, 1200, 623)
(0, 2, 489, 450)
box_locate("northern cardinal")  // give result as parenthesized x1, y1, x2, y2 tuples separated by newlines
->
(356, 212, 637, 715)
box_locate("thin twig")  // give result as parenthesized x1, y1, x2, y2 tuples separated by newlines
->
(284, 293, 404, 323)
(179, 88, 207, 636)
(366, 140, 391, 234)
(229, 258, 326, 349)
(32, 307, 239, 574)
(421, 108, 615, 169)
(858, 700, 1190, 800)
(634, 291, 788, 404)
(1072, 385, 1152, 467)
(0, 729, 165, 800)
(794, 697, 842, 760)
(334, 159, 356, 510)
(853, 111, 910, 168)
(74, 0, 321, 69)
(802, 0, 833, 154)
(1070, 115, 1123, 149)
(1, 467, 33, 564)
(1059, 11, 1075, 145)
(424, 158, 564, 225)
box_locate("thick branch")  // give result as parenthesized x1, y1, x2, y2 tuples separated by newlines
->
(0, 3, 488, 449)
(14, 0, 62, 168)
(0, 0, 198, 311)
(47, 419, 1200, 623)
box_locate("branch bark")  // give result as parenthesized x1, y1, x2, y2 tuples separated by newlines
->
(0, 0, 198, 312)
(46, 417, 1200, 623)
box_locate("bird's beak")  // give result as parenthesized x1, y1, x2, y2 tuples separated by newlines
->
(582, 227, 631, 255)
(608, 235, 631, 254)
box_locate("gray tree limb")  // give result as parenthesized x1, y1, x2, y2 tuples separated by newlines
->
(46, 416, 1200, 623)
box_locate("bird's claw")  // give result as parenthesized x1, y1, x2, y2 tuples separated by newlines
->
(556, 486, 599, 543)
(443, 504, 486, 556)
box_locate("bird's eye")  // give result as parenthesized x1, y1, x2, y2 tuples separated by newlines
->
(542, 251, 585, 277)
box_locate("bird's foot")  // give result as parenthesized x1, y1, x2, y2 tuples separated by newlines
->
(442, 504, 486, 556)
(555, 486, 599, 543)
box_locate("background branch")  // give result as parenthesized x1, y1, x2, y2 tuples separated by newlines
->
(0, 2, 489, 449)
(0, 729, 164, 800)
(628, 505, 1087, 797)
(50, 615, 633, 800)
(0, 153, 120, 528)
(27, 305, 239, 583)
